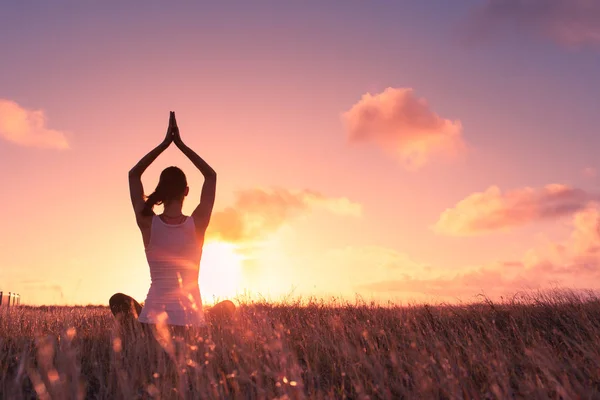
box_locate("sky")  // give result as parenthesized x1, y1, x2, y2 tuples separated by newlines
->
(1, 0, 599, 305)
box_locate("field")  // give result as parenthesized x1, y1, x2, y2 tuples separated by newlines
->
(1, 291, 600, 399)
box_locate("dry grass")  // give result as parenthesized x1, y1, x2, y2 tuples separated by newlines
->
(1, 290, 600, 399)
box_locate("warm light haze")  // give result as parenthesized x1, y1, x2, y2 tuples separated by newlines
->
(1, 1, 599, 305)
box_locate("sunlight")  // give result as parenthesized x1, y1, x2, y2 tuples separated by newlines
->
(199, 241, 244, 304)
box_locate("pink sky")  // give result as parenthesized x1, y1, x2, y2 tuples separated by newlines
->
(0, 1, 599, 305)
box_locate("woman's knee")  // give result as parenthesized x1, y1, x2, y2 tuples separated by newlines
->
(207, 300, 236, 322)
(109, 293, 142, 317)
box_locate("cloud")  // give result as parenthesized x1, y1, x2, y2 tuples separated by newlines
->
(361, 204, 600, 299)
(0, 99, 69, 149)
(342, 88, 465, 169)
(208, 187, 361, 243)
(433, 184, 597, 236)
(464, 0, 600, 49)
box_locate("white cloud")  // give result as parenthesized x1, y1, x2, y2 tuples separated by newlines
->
(208, 187, 361, 243)
(342, 88, 465, 169)
(433, 184, 597, 236)
(0, 99, 69, 149)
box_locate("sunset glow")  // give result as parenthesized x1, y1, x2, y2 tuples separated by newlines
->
(200, 241, 244, 303)
(1, 1, 599, 306)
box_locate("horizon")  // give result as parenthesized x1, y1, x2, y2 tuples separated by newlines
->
(1, 0, 600, 306)
(4, 287, 600, 308)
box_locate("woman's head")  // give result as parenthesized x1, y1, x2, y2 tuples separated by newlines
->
(142, 166, 188, 216)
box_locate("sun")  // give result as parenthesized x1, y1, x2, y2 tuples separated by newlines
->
(199, 241, 244, 304)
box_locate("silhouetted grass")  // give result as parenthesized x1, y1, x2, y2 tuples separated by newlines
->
(1, 290, 600, 399)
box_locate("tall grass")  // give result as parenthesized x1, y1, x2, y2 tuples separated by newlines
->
(1, 290, 600, 399)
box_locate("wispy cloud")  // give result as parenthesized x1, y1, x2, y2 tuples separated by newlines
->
(208, 187, 361, 243)
(0, 99, 69, 149)
(433, 184, 597, 236)
(362, 203, 600, 299)
(342, 88, 465, 170)
(464, 0, 600, 49)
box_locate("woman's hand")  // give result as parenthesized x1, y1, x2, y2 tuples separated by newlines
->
(161, 112, 175, 147)
(171, 111, 184, 147)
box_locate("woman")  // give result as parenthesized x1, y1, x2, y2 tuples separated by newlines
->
(109, 111, 234, 335)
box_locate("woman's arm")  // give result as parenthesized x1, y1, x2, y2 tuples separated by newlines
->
(129, 113, 174, 216)
(172, 113, 217, 232)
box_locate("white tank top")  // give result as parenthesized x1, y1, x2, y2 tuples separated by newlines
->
(138, 215, 206, 326)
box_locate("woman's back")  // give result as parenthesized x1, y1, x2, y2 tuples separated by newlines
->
(138, 215, 206, 326)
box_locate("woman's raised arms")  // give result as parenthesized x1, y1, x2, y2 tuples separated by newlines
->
(171, 113, 217, 235)
(128, 112, 175, 220)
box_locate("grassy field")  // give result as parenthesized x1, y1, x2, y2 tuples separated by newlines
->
(1, 290, 600, 399)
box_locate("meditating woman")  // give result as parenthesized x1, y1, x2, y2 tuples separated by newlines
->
(109, 111, 234, 335)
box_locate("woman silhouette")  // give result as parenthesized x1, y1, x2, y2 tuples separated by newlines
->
(109, 112, 234, 335)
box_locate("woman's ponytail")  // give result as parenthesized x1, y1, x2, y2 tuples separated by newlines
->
(142, 190, 162, 216)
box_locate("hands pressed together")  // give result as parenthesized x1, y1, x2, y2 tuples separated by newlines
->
(130, 109, 215, 186)
(162, 111, 184, 147)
